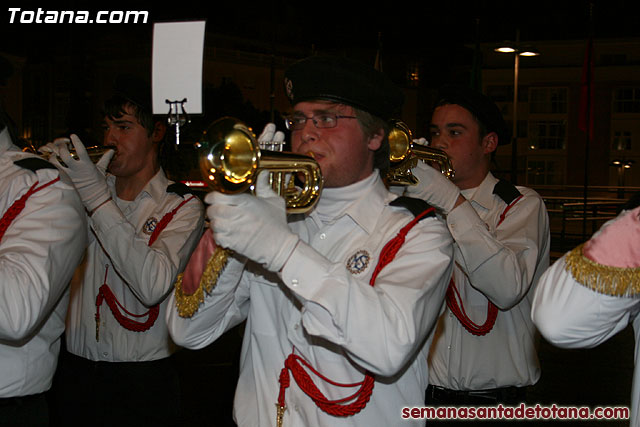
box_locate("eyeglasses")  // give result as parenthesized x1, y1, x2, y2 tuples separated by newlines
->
(284, 113, 357, 131)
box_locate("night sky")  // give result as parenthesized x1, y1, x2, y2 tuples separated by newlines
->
(2, 0, 638, 61)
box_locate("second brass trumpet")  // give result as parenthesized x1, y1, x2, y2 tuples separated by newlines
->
(386, 120, 455, 186)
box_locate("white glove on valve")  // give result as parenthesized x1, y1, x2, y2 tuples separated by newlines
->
(257, 123, 285, 150)
(404, 160, 462, 215)
(47, 134, 115, 213)
(205, 170, 299, 272)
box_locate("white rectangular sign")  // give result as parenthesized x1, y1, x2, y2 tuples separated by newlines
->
(152, 20, 206, 115)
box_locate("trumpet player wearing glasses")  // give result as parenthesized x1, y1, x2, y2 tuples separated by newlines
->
(41, 76, 204, 426)
(404, 85, 550, 419)
(0, 108, 86, 426)
(166, 55, 454, 427)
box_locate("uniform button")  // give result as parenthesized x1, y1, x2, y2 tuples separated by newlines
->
(319, 233, 326, 240)
(102, 352, 109, 357)
(291, 279, 299, 287)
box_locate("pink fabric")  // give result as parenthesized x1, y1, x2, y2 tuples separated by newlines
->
(583, 206, 640, 268)
(181, 228, 217, 295)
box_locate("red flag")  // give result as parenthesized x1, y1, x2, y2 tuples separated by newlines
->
(578, 37, 594, 141)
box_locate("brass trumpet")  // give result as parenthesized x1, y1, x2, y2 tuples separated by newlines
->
(386, 120, 455, 186)
(25, 142, 112, 165)
(197, 117, 323, 214)
(173, 117, 324, 318)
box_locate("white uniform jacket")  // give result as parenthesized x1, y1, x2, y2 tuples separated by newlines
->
(167, 172, 454, 426)
(429, 172, 550, 390)
(533, 205, 640, 426)
(0, 129, 86, 397)
(65, 168, 204, 361)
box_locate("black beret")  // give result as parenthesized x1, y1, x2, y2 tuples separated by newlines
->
(112, 74, 152, 114)
(284, 56, 404, 121)
(435, 85, 510, 145)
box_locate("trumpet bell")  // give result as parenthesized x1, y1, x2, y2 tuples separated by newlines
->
(198, 118, 260, 194)
(197, 117, 323, 214)
(388, 120, 413, 164)
(386, 120, 455, 186)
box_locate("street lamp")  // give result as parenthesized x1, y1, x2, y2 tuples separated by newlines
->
(495, 30, 540, 184)
(610, 159, 635, 198)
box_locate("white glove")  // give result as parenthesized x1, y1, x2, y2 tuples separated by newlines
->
(48, 134, 115, 213)
(257, 123, 285, 150)
(38, 138, 70, 157)
(413, 137, 428, 146)
(404, 160, 461, 214)
(205, 170, 299, 272)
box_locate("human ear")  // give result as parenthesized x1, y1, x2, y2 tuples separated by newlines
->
(482, 132, 498, 154)
(367, 128, 384, 151)
(152, 121, 167, 143)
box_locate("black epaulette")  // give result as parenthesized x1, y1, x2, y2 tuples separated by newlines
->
(166, 182, 192, 198)
(623, 191, 640, 211)
(390, 196, 436, 221)
(493, 179, 521, 205)
(13, 157, 57, 172)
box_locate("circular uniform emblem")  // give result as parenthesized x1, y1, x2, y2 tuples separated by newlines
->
(143, 217, 159, 236)
(346, 250, 371, 275)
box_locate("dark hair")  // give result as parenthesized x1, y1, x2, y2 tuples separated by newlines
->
(354, 107, 390, 175)
(434, 98, 489, 141)
(434, 98, 498, 162)
(102, 94, 156, 136)
(434, 85, 509, 146)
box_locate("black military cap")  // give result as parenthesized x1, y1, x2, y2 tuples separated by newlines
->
(435, 85, 511, 145)
(284, 56, 404, 121)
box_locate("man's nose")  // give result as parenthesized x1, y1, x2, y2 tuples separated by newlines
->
(300, 118, 319, 144)
(430, 136, 446, 150)
(104, 128, 117, 146)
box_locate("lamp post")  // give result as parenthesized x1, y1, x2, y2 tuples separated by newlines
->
(610, 159, 635, 198)
(495, 30, 539, 184)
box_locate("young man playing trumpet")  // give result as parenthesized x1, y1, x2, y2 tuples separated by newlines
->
(43, 75, 204, 426)
(404, 85, 550, 422)
(166, 55, 454, 426)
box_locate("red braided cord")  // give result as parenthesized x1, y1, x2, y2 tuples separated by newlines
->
(96, 284, 159, 332)
(94, 195, 194, 336)
(446, 278, 498, 336)
(278, 353, 375, 416)
(148, 196, 195, 246)
(0, 178, 60, 243)
(445, 194, 524, 336)
(369, 207, 435, 286)
(498, 195, 523, 227)
(277, 206, 435, 418)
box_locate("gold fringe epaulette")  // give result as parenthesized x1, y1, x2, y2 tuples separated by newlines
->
(564, 243, 640, 297)
(174, 247, 230, 318)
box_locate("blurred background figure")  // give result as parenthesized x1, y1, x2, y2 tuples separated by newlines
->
(0, 105, 86, 426)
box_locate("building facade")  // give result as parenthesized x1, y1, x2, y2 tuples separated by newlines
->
(480, 38, 640, 198)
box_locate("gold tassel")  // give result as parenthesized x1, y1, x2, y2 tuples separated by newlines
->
(565, 244, 640, 297)
(174, 247, 230, 318)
